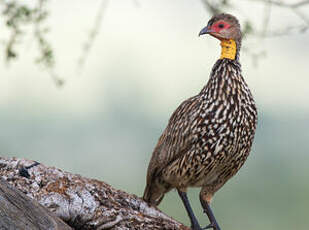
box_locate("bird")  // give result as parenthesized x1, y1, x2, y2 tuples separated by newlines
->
(143, 13, 258, 230)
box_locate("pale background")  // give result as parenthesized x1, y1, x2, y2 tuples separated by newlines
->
(2, 0, 309, 229)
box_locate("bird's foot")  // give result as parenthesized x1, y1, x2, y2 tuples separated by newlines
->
(203, 222, 221, 230)
(200, 204, 221, 230)
(191, 223, 203, 230)
(19, 161, 40, 178)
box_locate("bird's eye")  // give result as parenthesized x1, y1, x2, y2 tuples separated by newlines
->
(218, 24, 225, 28)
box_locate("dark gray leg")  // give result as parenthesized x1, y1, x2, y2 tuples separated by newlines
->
(177, 190, 202, 230)
(199, 197, 221, 230)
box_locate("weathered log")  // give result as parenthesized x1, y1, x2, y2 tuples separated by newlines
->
(0, 157, 189, 230)
(0, 178, 72, 230)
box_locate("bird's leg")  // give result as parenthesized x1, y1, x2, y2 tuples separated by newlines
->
(199, 194, 221, 230)
(177, 189, 202, 230)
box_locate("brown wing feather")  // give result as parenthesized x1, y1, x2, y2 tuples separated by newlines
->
(144, 95, 203, 202)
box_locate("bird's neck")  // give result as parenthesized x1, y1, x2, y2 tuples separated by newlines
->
(220, 39, 238, 60)
(200, 58, 243, 97)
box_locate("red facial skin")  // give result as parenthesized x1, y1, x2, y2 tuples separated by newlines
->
(209, 21, 231, 40)
(210, 20, 231, 32)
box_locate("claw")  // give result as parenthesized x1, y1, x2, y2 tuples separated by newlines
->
(203, 223, 215, 229)
(191, 224, 203, 230)
(203, 222, 220, 230)
(190, 219, 203, 230)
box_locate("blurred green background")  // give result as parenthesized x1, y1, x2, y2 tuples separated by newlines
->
(2, 0, 309, 229)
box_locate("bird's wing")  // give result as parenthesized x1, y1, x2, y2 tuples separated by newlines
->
(146, 94, 205, 183)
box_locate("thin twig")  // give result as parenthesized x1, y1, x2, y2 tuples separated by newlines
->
(248, 0, 309, 25)
(250, 0, 309, 8)
(200, 0, 221, 14)
(292, 7, 309, 25)
(291, 0, 309, 8)
(261, 0, 272, 37)
(77, 0, 109, 74)
(34, 0, 63, 87)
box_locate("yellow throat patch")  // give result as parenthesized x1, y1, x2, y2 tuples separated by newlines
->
(220, 39, 237, 60)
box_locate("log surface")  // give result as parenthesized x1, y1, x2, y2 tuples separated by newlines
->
(0, 178, 72, 230)
(0, 157, 189, 230)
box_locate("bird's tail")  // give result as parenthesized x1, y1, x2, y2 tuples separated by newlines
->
(143, 183, 165, 206)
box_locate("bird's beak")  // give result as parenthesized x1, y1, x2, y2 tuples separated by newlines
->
(199, 26, 213, 36)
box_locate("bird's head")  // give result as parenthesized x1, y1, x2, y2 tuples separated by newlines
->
(199, 13, 241, 42)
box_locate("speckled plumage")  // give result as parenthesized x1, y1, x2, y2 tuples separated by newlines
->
(144, 58, 257, 204)
(143, 13, 258, 230)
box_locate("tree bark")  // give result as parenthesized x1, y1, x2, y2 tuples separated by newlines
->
(0, 157, 189, 230)
(0, 178, 72, 230)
